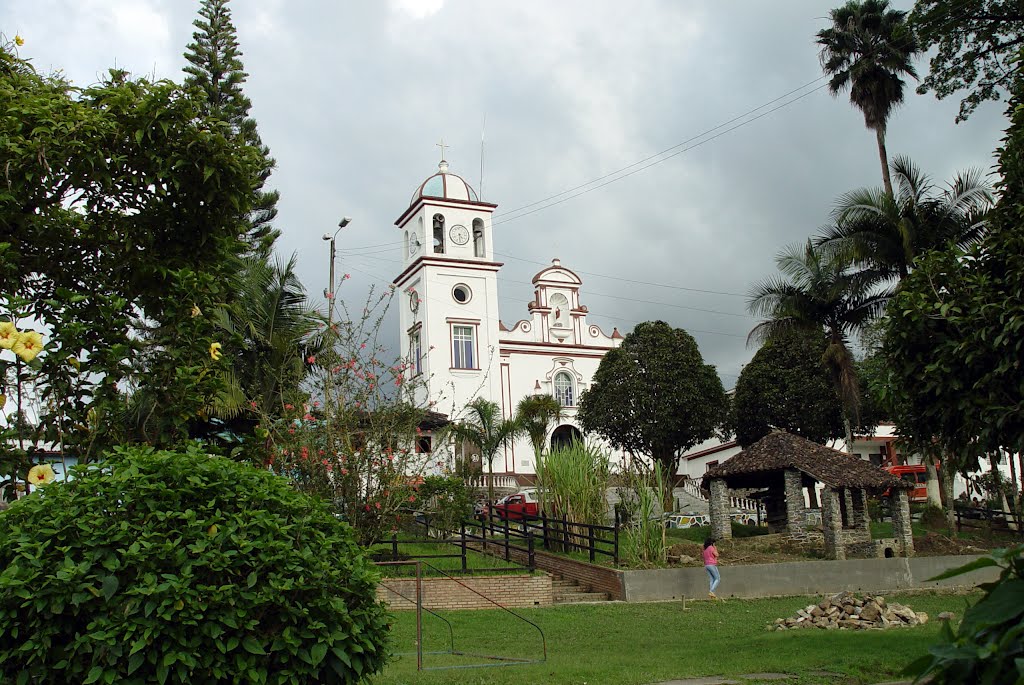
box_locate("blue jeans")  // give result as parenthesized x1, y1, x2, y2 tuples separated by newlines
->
(705, 564, 720, 593)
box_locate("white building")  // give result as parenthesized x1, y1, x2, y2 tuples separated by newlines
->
(392, 160, 623, 482)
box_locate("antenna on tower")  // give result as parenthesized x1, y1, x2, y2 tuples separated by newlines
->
(479, 113, 487, 201)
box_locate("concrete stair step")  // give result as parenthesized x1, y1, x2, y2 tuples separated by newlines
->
(554, 591, 610, 603)
(551, 580, 582, 589)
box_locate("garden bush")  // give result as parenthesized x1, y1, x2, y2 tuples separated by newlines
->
(0, 445, 389, 684)
(908, 544, 1024, 684)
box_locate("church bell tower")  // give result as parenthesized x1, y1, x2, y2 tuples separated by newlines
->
(392, 159, 502, 418)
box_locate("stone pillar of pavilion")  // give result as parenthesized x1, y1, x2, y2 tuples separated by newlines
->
(783, 469, 806, 536)
(852, 488, 870, 533)
(891, 490, 915, 557)
(708, 478, 732, 540)
(821, 488, 846, 560)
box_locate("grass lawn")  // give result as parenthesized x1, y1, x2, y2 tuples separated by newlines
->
(375, 591, 975, 685)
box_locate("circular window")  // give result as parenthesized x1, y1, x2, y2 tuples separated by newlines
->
(452, 284, 472, 304)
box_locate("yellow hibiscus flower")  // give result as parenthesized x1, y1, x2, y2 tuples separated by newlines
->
(27, 464, 56, 486)
(0, 321, 18, 349)
(12, 330, 44, 362)
(209, 342, 223, 361)
(191, 304, 202, 318)
(14, 35, 24, 47)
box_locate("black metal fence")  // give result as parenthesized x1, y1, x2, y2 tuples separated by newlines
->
(467, 509, 619, 566)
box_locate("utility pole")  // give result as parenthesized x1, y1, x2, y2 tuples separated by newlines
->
(322, 217, 351, 434)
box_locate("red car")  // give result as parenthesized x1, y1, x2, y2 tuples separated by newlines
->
(487, 490, 539, 520)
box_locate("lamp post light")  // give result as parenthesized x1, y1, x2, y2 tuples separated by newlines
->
(322, 217, 351, 428)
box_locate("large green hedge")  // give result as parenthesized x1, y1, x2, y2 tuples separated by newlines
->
(0, 445, 389, 684)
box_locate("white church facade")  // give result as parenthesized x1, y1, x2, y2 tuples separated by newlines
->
(392, 160, 623, 482)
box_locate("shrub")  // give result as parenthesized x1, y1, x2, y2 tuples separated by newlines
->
(907, 544, 1024, 684)
(0, 445, 389, 684)
(919, 503, 947, 531)
(536, 440, 612, 525)
(413, 475, 472, 534)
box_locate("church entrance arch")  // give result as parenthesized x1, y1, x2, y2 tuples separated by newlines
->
(550, 424, 583, 452)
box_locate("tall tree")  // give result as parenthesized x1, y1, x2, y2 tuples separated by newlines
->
(817, 0, 920, 197)
(881, 74, 1024, 528)
(0, 41, 259, 457)
(577, 321, 728, 510)
(816, 155, 993, 286)
(184, 0, 280, 258)
(747, 241, 888, 451)
(732, 328, 845, 448)
(441, 398, 523, 506)
(910, 0, 1024, 122)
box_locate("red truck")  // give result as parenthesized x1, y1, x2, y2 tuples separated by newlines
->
(885, 464, 941, 504)
(487, 490, 540, 520)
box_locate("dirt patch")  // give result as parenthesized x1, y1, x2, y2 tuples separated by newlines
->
(668, 534, 823, 566)
(913, 532, 989, 557)
(666, 530, 1005, 566)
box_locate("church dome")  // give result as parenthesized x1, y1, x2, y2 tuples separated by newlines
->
(410, 160, 479, 205)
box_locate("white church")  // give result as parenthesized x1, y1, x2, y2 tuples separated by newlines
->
(392, 160, 624, 483)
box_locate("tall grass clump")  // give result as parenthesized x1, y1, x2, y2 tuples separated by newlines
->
(619, 465, 666, 566)
(535, 440, 612, 525)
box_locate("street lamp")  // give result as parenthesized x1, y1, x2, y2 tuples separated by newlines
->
(322, 217, 351, 427)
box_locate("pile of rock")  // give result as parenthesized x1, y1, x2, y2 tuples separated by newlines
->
(770, 591, 931, 631)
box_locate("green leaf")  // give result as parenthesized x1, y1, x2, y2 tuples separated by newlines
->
(84, 666, 105, 684)
(310, 642, 327, 666)
(101, 575, 119, 600)
(127, 651, 145, 675)
(242, 635, 266, 655)
(928, 556, 1000, 581)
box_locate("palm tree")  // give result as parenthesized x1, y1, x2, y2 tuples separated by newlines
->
(442, 398, 523, 506)
(817, 0, 919, 197)
(515, 394, 563, 462)
(748, 241, 888, 451)
(225, 253, 322, 415)
(515, 393, 563, 510)
(816, 156, 993, 287)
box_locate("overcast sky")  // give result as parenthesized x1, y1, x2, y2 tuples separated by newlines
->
(7, 0, 1009, 387)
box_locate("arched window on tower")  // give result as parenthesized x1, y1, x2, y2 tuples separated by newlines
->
(553, 372, 575, 407)
(473, 218, 485, 258)
(433, 214, 445, 254)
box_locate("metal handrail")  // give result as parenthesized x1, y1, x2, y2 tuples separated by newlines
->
(376, 559, 547, 671)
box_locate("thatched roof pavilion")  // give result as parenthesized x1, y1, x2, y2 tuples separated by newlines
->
(700, 431, 914, 560)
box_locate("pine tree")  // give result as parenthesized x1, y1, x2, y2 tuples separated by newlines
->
(184, 0, 280, 258)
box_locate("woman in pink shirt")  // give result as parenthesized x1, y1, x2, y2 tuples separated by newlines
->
(703, 537, 720, 599)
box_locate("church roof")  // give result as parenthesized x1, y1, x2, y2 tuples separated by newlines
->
(410, 160, 478, 205)
(531, 258, 583, 286)
(701, 431, 910, 491)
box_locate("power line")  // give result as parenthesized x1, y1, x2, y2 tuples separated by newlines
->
(339, 250, 754, 322)
(495, 76, 828, 221)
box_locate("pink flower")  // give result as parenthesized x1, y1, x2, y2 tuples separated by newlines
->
(343, 274, 351, 280)
(408, 495, 416, 502)
(341, 468, 349, 475)
(325, 292, 334, 300)
(313, 400, 321, 407)
(375, 502, 382, 510)
(285, 404, 294, 410)
(307, 355, 316, 364)
(360, 343, 366, 349)
(249, 400, 257, 408)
